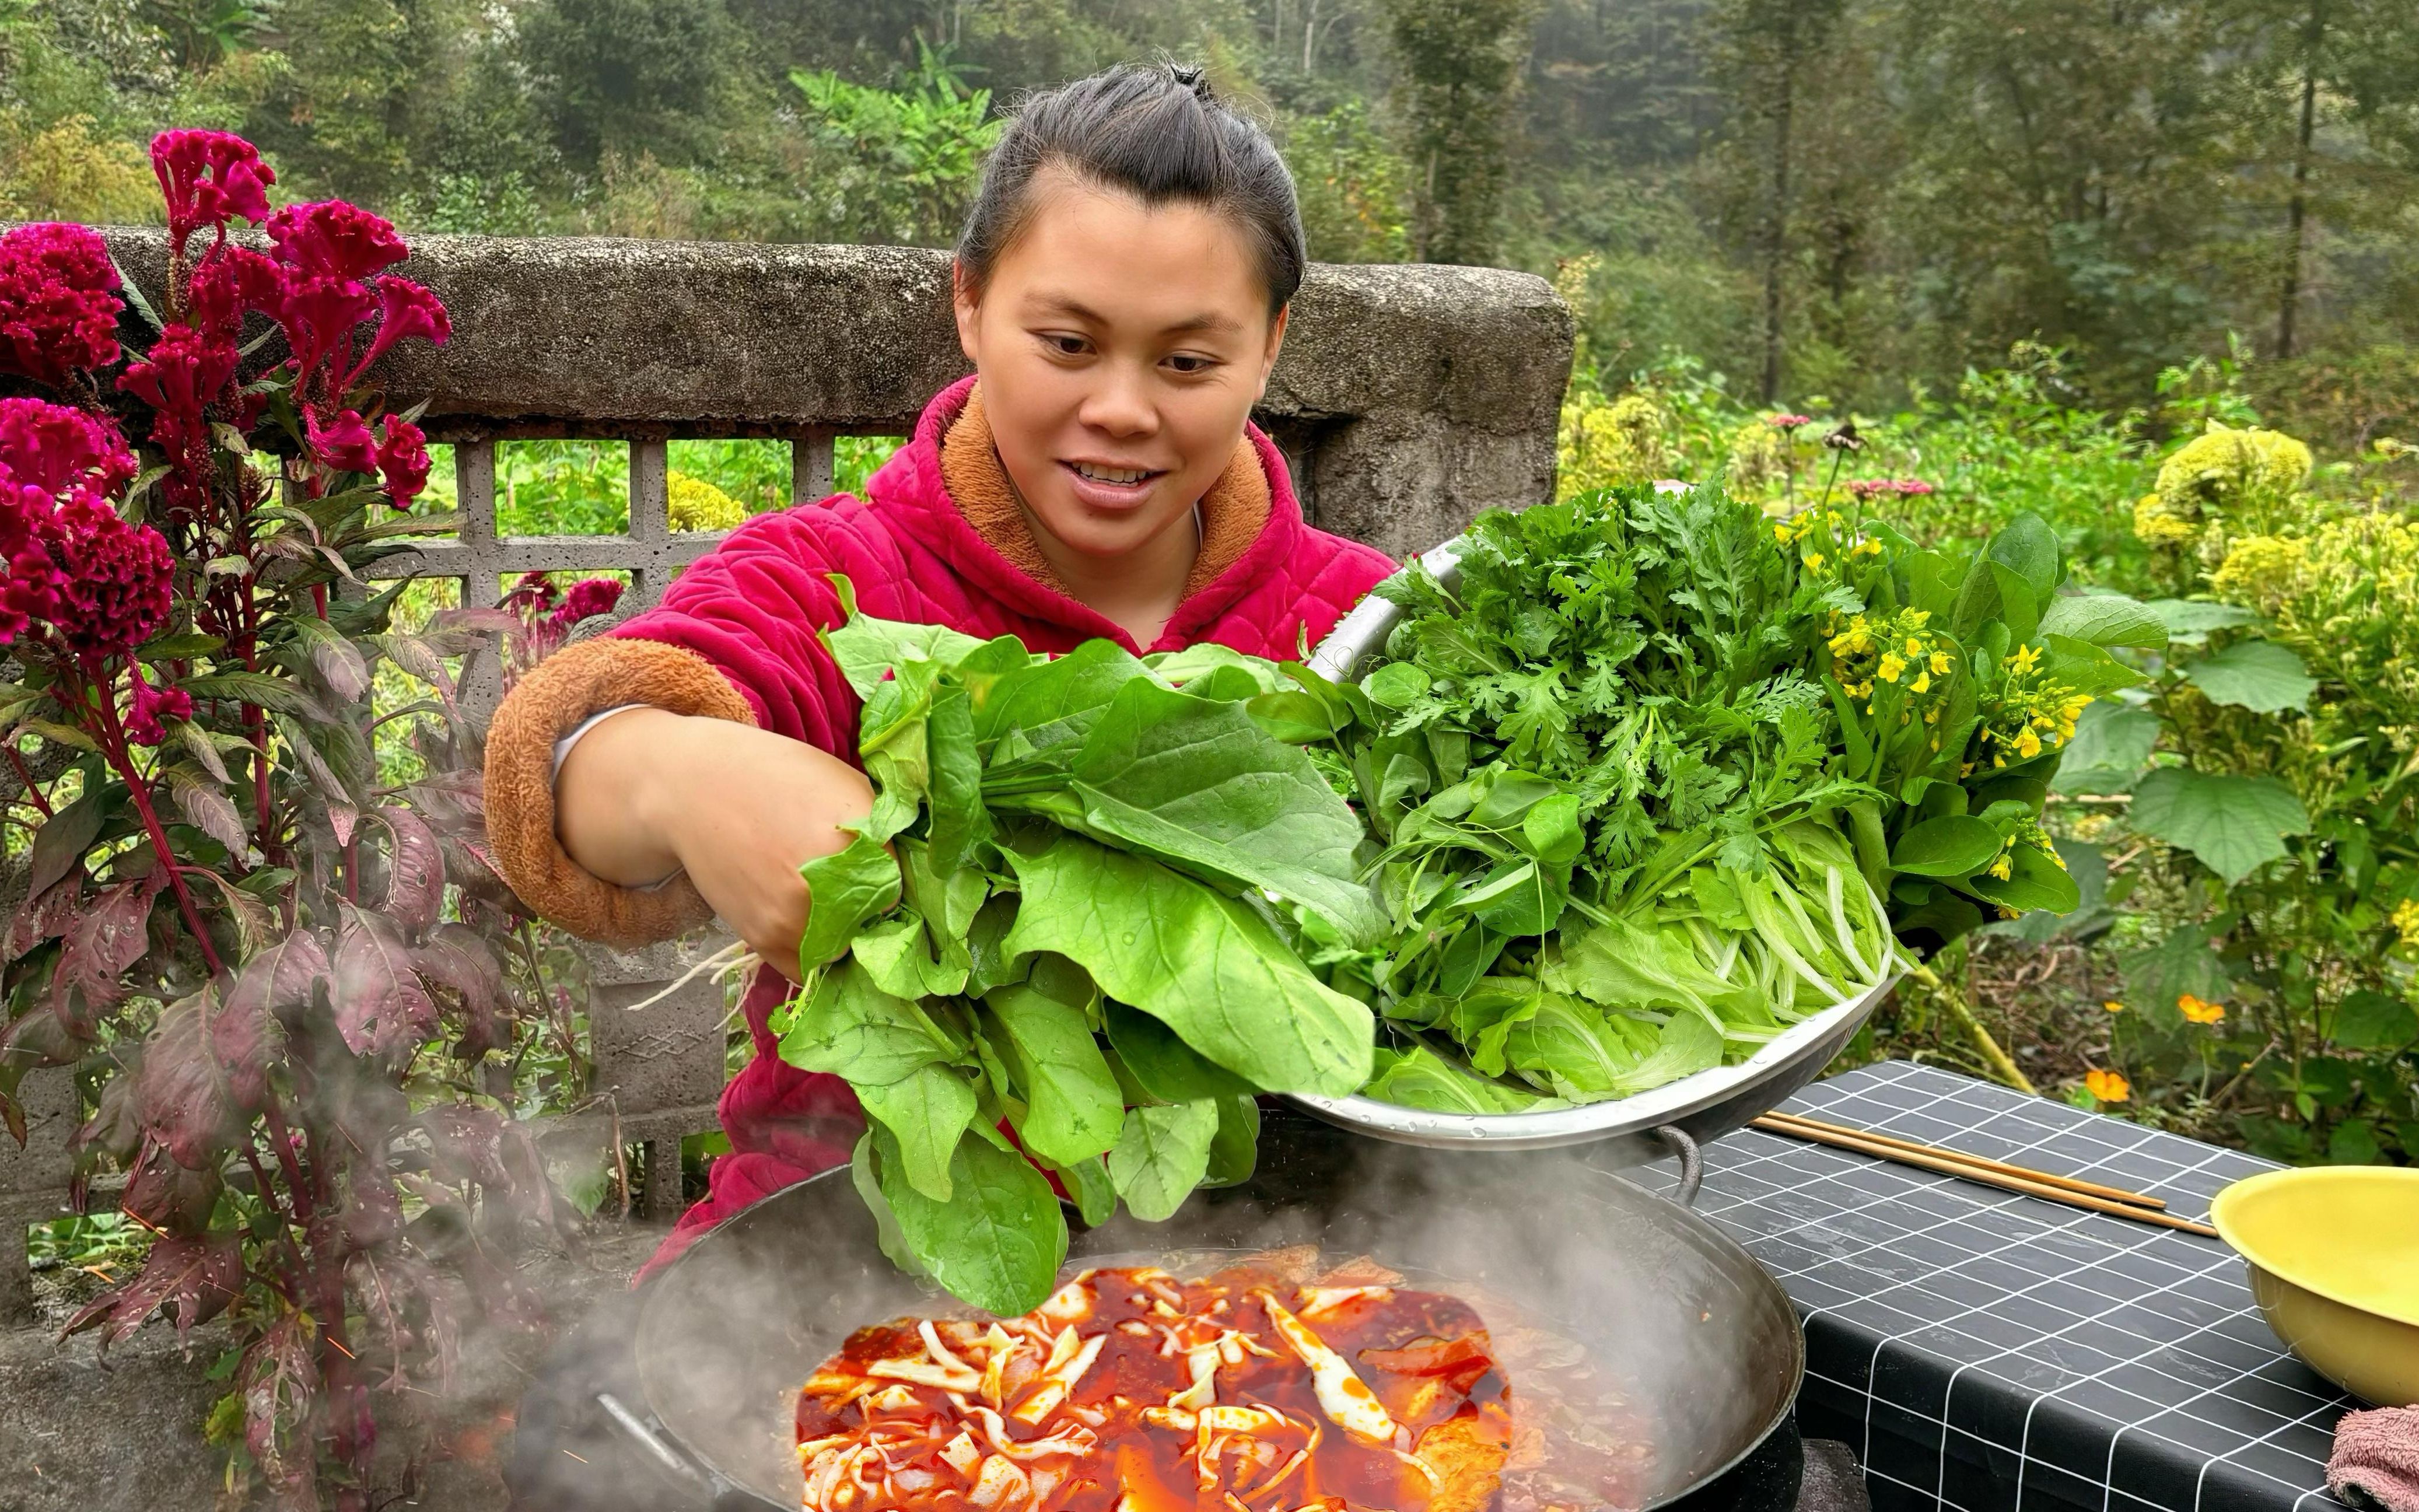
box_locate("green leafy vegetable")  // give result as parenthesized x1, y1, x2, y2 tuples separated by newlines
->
(780, 600, 1383, 1312)
(1300, 484, 2094, 1111)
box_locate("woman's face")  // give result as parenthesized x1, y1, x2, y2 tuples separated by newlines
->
(954, 167, 1287, 566)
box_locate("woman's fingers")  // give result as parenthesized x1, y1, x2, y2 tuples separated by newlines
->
(655, 719, 874, 975)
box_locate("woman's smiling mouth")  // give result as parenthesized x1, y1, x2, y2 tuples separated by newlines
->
(1060, 458, 1167, 505)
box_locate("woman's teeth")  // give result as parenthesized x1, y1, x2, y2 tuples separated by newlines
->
(1072, 463, 1154, 484)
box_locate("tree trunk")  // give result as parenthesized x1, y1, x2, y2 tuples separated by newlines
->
(2275, 3, 2323, 361)
(1760, 45, 1796, 405)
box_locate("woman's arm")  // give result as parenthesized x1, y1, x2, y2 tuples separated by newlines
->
(553, 708, 873, 977)
(484, 505, 898, 953)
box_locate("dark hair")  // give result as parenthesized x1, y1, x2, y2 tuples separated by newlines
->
(957, 62, 1306, 314)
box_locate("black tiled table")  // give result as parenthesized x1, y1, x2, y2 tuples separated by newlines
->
(1652, 1060, 2355, 1512)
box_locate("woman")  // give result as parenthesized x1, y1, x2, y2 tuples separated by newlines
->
(483, 62, 1396, 1275)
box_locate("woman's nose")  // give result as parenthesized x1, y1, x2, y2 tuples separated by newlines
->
(1076, 363, 1161, 438)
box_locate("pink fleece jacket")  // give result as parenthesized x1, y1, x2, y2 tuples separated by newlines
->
(490, 375, 1395, 1273)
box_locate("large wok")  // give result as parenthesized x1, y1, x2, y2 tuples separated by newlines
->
(610, 1108, 1805, 1512)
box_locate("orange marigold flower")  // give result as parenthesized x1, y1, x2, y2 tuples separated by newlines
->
(2085, 1069, 2131, 1103)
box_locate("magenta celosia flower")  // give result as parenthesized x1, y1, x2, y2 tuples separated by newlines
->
(48, 496, 175, 662)
(551, 578, 625, 628)
(503, 572, 559, 616)
(124, 666, 195, 746)
(266, 201, 408, 282)
(1846, 478, 1938, 499)
(0, 399, 136, 646)
(117, 324, 239, 459)
(349, 278, 450, 386)
(1768, 413, 1814, 430)
(0, 397, 136, 498)
(305, 405, 379, 475)
(150, 131, 275, 257)
(187, 244, 283, 340)
(374, 414, 430, 506)
(0, 223, 125, 387)
(278, 275, 379, 400)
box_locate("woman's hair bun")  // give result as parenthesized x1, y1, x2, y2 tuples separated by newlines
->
(956, 62, 1306, 314)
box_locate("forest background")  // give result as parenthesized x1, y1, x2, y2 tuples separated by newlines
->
(6, 0, 2419, 435)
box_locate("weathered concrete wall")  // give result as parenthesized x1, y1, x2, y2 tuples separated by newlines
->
(94, 230, 1574, 561)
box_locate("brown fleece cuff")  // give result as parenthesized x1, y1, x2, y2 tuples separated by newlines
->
(484, 636, 758, 949)
(941, 383, 1271, 602)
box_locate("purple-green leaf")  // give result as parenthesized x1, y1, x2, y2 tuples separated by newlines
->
(24, 791, 102, 900)
(290, 615, 371, 704)
(118, 1139, 223, 1233)
(168, 765, 249, 856)
(215, 934, 323, 1112)
(3, 876, 81, 963)
(60, 1230, 243, 1355)
(135, 989, 243, 1170)
(332, 904, 436, 1057)
(48, 878, 160, 1028)
(374, 806, 444, 937)
(412, 923, 510, 1056)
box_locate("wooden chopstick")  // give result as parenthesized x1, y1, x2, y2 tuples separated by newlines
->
(1758, 1109, 2168, 1210)
(1748, 1114, 2221, 1238)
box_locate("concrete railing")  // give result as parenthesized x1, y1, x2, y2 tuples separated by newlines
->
(0, 230, 1573, 1314)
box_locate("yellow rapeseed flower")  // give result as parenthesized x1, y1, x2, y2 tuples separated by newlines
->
(1805, 552, 1826, 573)
(1878, 652, 1907, 682)
(1929, 650, 1954, 676)
(2085, 1069, 2131, 1104)
(2177, 994, 2226, 1025)
(2103, 999, 2126, 1014)
(2393, 898, 2419, 947)
(2008, 643, 2042, 676)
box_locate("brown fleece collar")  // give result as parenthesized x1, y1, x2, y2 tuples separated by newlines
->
(937, 384, 1271, 604)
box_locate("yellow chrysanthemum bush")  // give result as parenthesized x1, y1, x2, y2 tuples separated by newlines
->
(668, 468, 750, 532)
(2211, 513, 2419, 721)
(1557, 389, 1674, 495)
(2130, 422, 2315, 578)
(2081, 424, 2419, 1163)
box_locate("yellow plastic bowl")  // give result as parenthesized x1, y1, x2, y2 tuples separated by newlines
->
(2208, 1166, 2419, 1406)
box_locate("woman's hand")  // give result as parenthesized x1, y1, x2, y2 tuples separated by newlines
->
(555, 709, 876, 979)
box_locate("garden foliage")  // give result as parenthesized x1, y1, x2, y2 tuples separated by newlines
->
(0, 136, 586, 1509)
(1561, 347, 2418, 1161)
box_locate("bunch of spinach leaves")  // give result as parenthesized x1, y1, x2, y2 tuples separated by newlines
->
(1294, 482, 2139, 1111)
(773, 586, 1382, 1314)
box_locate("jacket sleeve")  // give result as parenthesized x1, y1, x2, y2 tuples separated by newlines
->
(482, 506, 873, 949)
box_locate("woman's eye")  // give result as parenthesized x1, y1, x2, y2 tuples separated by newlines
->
(1165, 354, 1218, 375)
(1044, 334, 1088, 356)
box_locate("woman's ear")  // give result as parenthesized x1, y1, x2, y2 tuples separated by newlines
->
(1256, 303, 1290, 399)
(951, 258, 984, 366)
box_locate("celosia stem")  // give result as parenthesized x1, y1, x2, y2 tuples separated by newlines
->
(90, 673, 224, 979)
(6, 749, 52, 818)
(236, 1142, 309, 1290)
